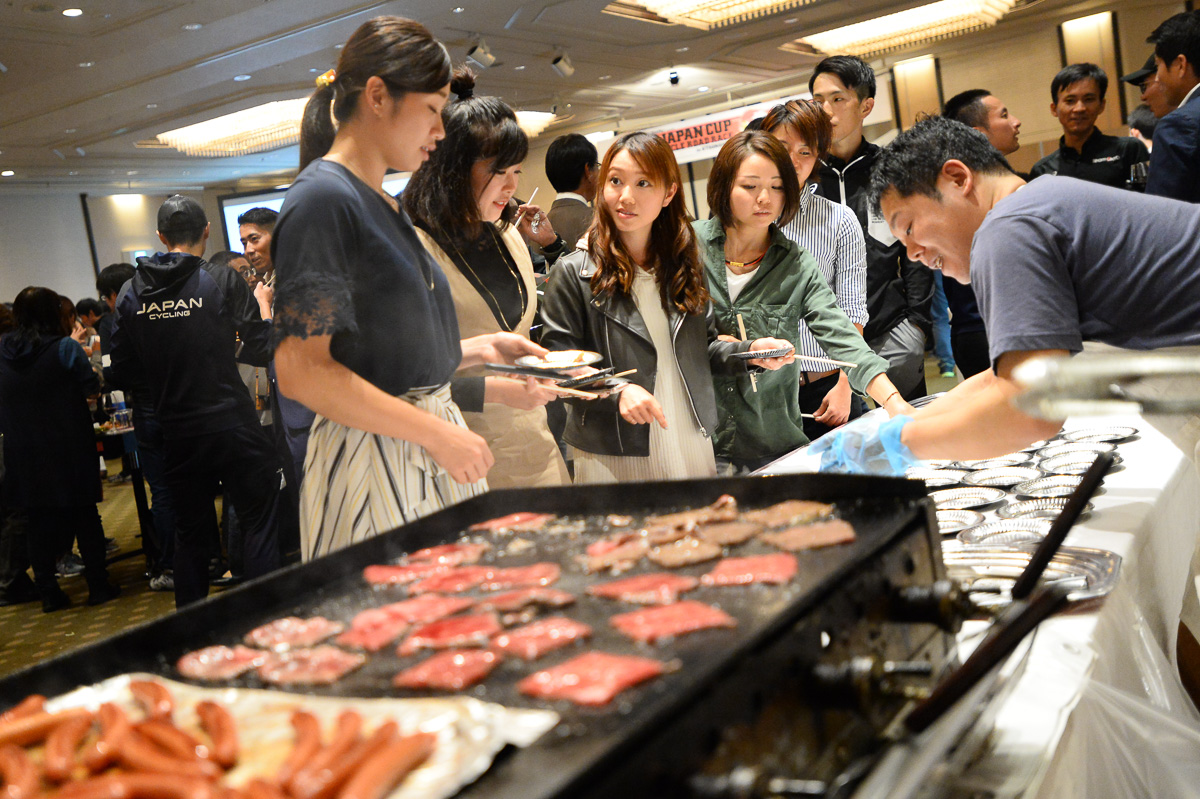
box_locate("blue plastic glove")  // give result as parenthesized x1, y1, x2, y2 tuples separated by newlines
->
(808, 415, 917, 476)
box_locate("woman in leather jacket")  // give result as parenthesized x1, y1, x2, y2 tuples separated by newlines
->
(539, 131, 793, 483)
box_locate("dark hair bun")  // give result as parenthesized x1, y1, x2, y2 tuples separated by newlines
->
(451, 65, 476, 100)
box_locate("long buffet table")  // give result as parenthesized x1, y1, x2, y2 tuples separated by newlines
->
(761, 412, 1200, 798)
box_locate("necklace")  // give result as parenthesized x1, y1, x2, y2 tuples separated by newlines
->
(724, 252, 765, 273)
(446, 226, 528, 332)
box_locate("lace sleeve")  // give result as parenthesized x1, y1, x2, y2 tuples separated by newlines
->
(272, 270, 358, 347)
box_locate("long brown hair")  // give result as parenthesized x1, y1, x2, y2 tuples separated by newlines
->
(299, 17, 451, 171)
(588, 132, 708, 316)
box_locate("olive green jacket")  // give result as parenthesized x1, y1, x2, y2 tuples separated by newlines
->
(695, 217, 889, 464)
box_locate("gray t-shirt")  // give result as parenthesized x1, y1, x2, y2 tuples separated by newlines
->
(970, 175, 1200, 368)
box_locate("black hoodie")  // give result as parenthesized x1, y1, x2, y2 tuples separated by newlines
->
(110, 252, 271, 439)
(815, 138, 934, 342)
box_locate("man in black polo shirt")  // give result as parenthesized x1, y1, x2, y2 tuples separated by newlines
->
(1031, 63, 1149, 188)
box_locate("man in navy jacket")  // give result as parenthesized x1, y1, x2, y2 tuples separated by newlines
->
(110, 195, 281, 607)
(1146, 11, 1200, 202)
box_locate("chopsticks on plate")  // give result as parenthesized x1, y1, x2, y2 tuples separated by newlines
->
(736, 313, 758, 394)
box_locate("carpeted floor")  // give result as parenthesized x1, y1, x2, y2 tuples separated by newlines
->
(0, 460, 177, 678)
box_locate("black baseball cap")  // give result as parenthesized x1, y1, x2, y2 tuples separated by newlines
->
(156, 194, 207, 233)
(1121, 55, 1156, 87)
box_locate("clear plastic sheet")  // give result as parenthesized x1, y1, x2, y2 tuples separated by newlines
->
(43, 672, 559, 799)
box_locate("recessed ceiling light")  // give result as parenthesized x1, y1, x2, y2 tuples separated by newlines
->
(676, 46, 689, 52)
(146, 103, 158, 109)
(514, 65, 526, 70)
(234, 74, 252, 81)
(697, 85, 710, 92)
(334, 44, 344, 49)
(78, 61, 94, 68)
(181, 23, 202, 31)
(599, 75, 612, 81)
(309, 67, 320, 72)
(126, 170, 138, 175)
(1, 170, 13, 177)
(63, 8, 83, 17)
(785, 17, 798, 23)
(65, 128, 77, 133)
(453, 7, 465, 12)
(69, 171, 79, 176)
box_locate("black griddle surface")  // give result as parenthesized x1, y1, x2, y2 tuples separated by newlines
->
(0, 474, 933, 799)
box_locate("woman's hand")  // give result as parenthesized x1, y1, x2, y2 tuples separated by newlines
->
(460, 332, 547, 369)
(484, 376, 558, 410)
(516, 204, 558, 248)
(813, 373, 852, 427)
(422, 418, 494, 484)
(619, 384, 667, 429)
(71, 321, 89, 345)
(746, 337, 795, 370)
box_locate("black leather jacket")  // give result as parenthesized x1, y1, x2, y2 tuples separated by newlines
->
(539, 250, 752, 458)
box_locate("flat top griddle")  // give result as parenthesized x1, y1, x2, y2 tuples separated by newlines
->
(0, 474, 934, 799)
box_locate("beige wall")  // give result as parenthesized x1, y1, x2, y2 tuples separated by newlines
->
(0, 192, 96, 303)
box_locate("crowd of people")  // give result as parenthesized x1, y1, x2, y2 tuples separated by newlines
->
(2, 9, 1199, 622)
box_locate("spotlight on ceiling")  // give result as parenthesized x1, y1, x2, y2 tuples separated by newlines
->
(466, 38, 496, 69)
(551, 52, 575, 78)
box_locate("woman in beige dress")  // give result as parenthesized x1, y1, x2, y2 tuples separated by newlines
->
(404, 67, 568, 489)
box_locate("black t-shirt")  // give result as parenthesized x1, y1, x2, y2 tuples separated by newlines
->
(272, 160, 462, 396)
(1029, 129, 1149, 190)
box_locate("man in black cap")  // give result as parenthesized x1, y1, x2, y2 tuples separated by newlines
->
(109, 195, 281, 607)
(1122, 55, 1176, 121)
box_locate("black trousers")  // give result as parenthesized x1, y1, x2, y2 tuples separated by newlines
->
(952, 330, 992, 379)
(26, 504, 109, 595)
(798, 372, 867, 443)
(164, 423, 281, 608)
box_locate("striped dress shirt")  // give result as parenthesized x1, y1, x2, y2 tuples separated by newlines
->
(781, 184, 869, 373)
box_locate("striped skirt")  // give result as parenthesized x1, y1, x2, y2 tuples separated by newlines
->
(299, 384, 488, 562)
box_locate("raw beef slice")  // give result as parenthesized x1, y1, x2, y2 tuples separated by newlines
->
(517, 652, 665, 706)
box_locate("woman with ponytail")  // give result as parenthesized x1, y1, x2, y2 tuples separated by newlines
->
(538, 132, 794, 483)
(271, 18, 544, 560)
(404, 68, 568, 489)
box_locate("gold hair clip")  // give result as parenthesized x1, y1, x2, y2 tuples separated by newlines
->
(316, 69, 336, 89)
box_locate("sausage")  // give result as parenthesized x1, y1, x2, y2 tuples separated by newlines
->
(117, 729, 224, 780)
(134, 719, 209, 762)
(286, 710, 362, 795)
(54, 773, 214, 799)
(83, 703, 133, 773)
(0, 744, 38, 799)
(291, 721, 398, 799)
(0, 707, 91, 747)
(275, 711, 320, 786)
(43, 710, 96, 782)
(240, 778, 289, 799)
(335, 733, 436, 799)
(129, 680, 174, 721)
(0, 696, 44, 726)
(194, 701, 238, 769)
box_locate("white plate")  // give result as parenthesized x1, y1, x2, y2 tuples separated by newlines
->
(515, 350, 602, 369)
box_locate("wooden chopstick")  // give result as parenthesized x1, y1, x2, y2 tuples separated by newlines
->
(736, 313, 758, 393)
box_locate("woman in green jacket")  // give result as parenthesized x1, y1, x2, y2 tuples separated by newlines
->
(696, 131, 913, 472)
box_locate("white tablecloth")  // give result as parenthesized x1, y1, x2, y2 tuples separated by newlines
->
(762, 413, 1200, 797)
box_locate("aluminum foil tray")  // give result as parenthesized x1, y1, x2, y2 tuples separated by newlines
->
(961, 467, 1043, 488)
(936, 509, 984, 536)
(958, 518, 1053, 546)
(943, 545, 1122, 609)
(954, 452, 1034, 470)
(1036, 441, 1117, 461)
(1061, 425, 1138, 444)
(930, 487, 1007, 510)
(1039, 452, 1125, 477)
(907, 467, 969, 488)
(1012, 475, 1094, 499)
(997, 497, 1093, 521)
